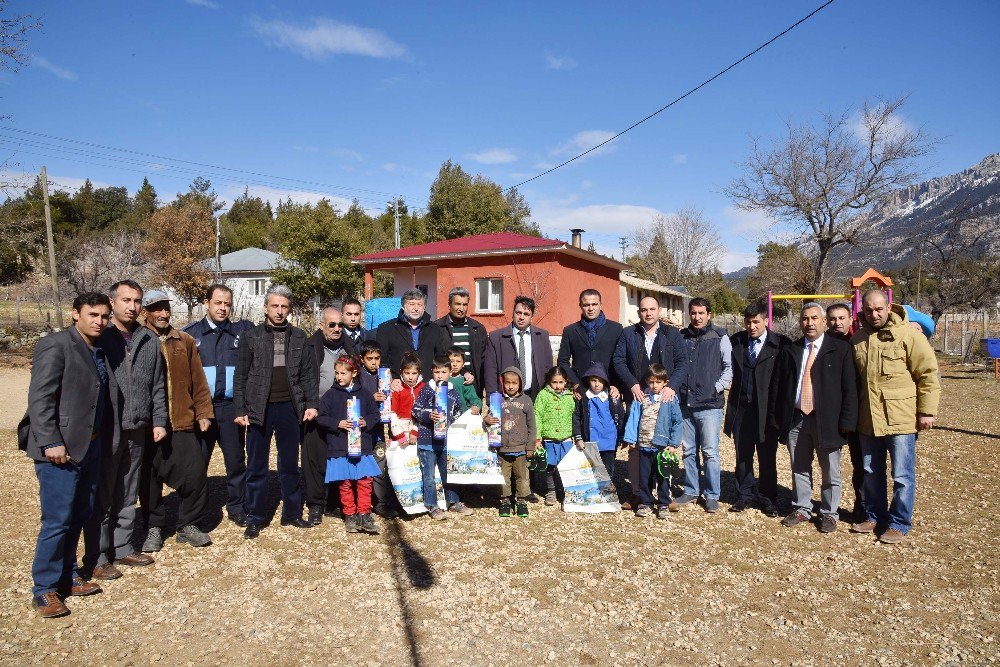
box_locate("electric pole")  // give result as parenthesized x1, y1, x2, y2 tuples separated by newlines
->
(215, 216, 222, 281)
(619, 236, 628, 261)
(40, 166, 63, 328)
(394, 196, 401, 249)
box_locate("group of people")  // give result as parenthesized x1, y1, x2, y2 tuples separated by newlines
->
(20, 279, 941, 618)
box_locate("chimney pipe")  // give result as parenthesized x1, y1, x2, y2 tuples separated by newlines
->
(570, 228, 584, 248)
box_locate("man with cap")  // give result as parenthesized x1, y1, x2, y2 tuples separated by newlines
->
(139, 290, 215, 552)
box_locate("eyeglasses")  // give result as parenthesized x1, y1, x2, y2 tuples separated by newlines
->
(327, 322, 344, 329)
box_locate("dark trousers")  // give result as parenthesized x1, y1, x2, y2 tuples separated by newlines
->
(373, 445, 401, 509)
(847, 432, 865, 516)
(199, 401, 247, 519)
(300, 421, 328, 511)
(733, 404, 778, 503)
(635, 448, 671, 508)
(544, 465, 564, 496)
(32, 436, 102, 596)
(141, 430, 208, 530)
(599, 450, 617, 486)
(245, 401, 302, 524)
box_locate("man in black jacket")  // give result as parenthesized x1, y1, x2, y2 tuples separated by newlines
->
(557, 289, 623, 397)
(435, 287, 488, 394)
(826, 302, 865, 523)
(341, 297, 372, 346)
(483, 295, 553, 400)
(769, 302, 858, 533)
(20, 293, 115, 618)
(723, 302, 789, 516)
(234, 285, 319, 538)
(376, 289, 449, 384)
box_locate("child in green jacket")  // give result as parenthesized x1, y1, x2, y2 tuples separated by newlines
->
(447, 347, 482, 414)
(534, 366, 575, 506)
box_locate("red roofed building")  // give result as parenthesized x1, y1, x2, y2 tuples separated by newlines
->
(352, 231, 629, 332)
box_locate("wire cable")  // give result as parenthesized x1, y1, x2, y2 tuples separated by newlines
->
(507, 0, 836, 191)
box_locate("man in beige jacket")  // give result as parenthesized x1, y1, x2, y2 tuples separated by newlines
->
(850, 290, 940, 544)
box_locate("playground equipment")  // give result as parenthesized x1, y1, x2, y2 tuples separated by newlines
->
(767, 268, 894, 324)
(981, 338, 1000, 382)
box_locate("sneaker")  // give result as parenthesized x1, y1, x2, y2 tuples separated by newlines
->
(498, 500, 512, 517)
(635, 505, 652, 518)
(358, 513, 381, 535)
(781, 511, 810, 527)
(544, 491, 557, 506)
(516, 500, 529, 517)
(819, 515, 838, 534)
(673, 493, 697, 507)
(176, 525, 212, 548)
(851, 519, 876, 534)
(656, 506, 670, 520)
(344, 515, 361, 534)
(729, 498, 752, 512)
(428, 508, 447, 521)
(620, 501, 634, 511)
(307, 505, 324, 526)
(878, 528, 906, 544)
(667, 501, 680, 513)
(142, 527, 163, 553)
(704, 498, 720, 513)
(448, 502, 475, 517)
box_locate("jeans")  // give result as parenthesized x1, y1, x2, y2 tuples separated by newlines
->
(787, 412, 842, 517)
(199, 401, 247, 519)
(861, 432, 917, 534)
(681, 407, 723, 500)
(245, 401, 303, 524)
(417, 446, 458, 510)
(32, 436, 103, 596)
(83, 428, 145, 570)
(635, 448, 671, 509)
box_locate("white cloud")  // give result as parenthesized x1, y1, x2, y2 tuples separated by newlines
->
(331, 147, 363, 162)
(551, 129, 617, 159)
(0, 170, 109, 195)
(381, 162, 398, 172)
(720, 250, 758, 273)
(533, 200, 667, 239)
(185, 0, 220, 8)
(544, 52, 577, 71)
(32, 55, 77, 81)
(466, 148, 518, 165)
(723, 205, 775, 238)
(249, 16, 407, 60)
(850, 107, 914, 144)
(672, 153, 688, 165)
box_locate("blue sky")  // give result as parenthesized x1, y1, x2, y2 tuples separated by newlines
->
(2, 0, 998, 270)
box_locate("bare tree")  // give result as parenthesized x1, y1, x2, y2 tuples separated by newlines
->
(60, 229, 150, 296)
(630, 206, 724, 286)
(0, 2, 41, 72)
(726, 96, 934, 291)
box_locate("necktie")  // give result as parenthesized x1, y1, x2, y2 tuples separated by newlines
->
(800, 342, 816, 415)
(517, 331, 527, 382)
(747, 338, 759, 366)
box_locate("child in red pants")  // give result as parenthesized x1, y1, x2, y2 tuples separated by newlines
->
(316, 355, 382, 535)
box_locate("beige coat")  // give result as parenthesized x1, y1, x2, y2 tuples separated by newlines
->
(851, 304, 940, 436)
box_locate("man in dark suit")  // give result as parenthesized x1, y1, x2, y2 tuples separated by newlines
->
(20, 293, 116, 617)
(723, 302, 789, 516)
(435, 286, 488, 395)
(769, 302, 858, 533)
(483, 295, 553, 400)
(341, 297, 372, 346)
(826, 302, 865, 523)
(376, 289, 450, 384)
(557, 289, 623, 397)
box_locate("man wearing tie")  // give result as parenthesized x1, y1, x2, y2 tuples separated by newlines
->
(769, 302, 857, 533)
(341, 298, 371, 346)
(484, 296, 553, 401)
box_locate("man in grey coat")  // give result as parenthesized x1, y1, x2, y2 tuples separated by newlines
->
(82, 280, 167, 580)
(20, 293, 117, 617)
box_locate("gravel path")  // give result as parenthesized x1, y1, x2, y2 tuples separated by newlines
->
(0, 362, 996, 666)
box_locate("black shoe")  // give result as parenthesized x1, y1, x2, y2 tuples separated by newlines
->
(344, 515, 360, 534)
(373, 504, 400, 519)
(358, 513, 381, 535)
(228, 513, 249, 527)
(819, 515, 838, 533)
(307, 506, 323, 526)
(760, 500, 780, 518)
(243, 522, 262, 539)
(729, 498, 751, 513)
(516, 500, 529, 517)
(280, 517, 311, 528)
(324, 506, 343, 518)
(525, 493, 541, 504)
(498, 500, 512, 517)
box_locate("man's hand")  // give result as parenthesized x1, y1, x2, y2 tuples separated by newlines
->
(917, 414, 935, 431)
(609, 386, 621, 401)
(303, 408, 318, 422)
(463, 372, 475, 385)
(234, 415, 250, 427)
(630, 384, 644, 403)
(572, 384, 583, 401)
(471, 406, 481, 415)
(152, 427, 167, 442)
(339, 419, 352, 430)
(390, 379, 404, 393)
(659, 386, 676, 403)
(575, 439, 585, 451)
(198, 418, 211, 432)
(44, 445, 68, 465)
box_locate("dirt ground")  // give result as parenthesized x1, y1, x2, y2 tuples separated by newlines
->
(0, 360, 996, 666)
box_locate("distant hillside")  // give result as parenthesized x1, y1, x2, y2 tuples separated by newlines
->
(723, 265, 754, 296)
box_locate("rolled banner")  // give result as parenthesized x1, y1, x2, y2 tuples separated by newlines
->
(433, 383, 449, 439)
(347, 396, 362, 456)
(486, 391, 502, 447)
(378, 367, 393, 423)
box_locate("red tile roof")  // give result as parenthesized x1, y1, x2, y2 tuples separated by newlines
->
(353, 232, 564, 261)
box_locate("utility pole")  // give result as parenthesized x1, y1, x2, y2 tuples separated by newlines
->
(215, 216, 222, 281)
(619, 236, 628, 261)
(40, 166, 63, 328)
(394, 196, 401, 249)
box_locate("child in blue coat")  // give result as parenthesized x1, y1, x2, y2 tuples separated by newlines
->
(411, 355, 466, 520)
(622, 363, 683, 518)
(572, 362, 626, 493)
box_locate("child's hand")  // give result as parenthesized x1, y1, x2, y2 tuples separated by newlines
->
(374, 391, 387, 402)
(628, 443, 636, 449)
(338, 419, 352, 430)
(483, 415, 499, 426)
(575, 440, 585, 451)
(357, 418, 366, 428)
(408, 434, 418, 445)
(431, 410, 445, 423)
(667, 446, 678, 454)
(471, 406, 481, 415)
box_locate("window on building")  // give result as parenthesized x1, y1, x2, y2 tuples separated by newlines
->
(415, 284, 429, 298)
(475, 278, 503, 313)
(250, 279, 266, 296)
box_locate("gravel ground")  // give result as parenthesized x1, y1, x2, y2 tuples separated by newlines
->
(0, 360, 996, 666)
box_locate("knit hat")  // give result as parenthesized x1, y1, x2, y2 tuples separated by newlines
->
(581, 362, 609, 384)
(902, 305, 935, 337)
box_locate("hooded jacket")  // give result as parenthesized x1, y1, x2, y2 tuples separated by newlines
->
(496, 366, 536, 454)
(533, 385, 575, 441)
(571, 362, 626, 445)
(316, 381, 381, 457)
(851, 304, 940, 436)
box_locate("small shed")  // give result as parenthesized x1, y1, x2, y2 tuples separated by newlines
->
(618, 273, 690, 327)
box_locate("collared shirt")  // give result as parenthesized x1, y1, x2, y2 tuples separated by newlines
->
(585, 389, 608, 401)
(795, 334, 824, 409)
(643, 325, 658, 359)
(513, 325, 533, 391)
(344, 326, 364, 344)
(748, 330, 767, 362)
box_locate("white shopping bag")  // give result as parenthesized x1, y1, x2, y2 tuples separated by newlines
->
(556, 442, 621, 514)
(385, 442, 447, 515)
(445, 410, 503, 486)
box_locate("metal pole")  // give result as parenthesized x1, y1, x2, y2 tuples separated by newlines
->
(40, 167, 64, 329)
(215, 216, 222, 280)
(394, 196, 401, 249)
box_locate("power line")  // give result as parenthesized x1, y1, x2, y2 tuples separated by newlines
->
(507, 0, 836, 192)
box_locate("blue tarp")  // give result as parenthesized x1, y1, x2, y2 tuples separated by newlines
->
(365, 298, 400, 331)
